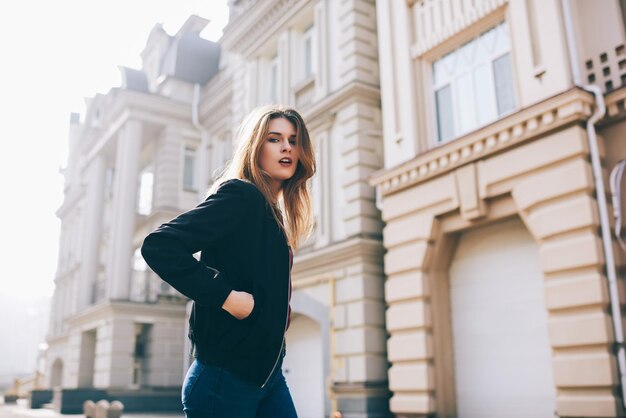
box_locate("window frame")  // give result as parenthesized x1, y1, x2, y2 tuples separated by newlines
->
(301, 24, 316, 81)
(430, 21, 518, 144)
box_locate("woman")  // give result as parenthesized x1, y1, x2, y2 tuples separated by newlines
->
(141, 105, 315, 417)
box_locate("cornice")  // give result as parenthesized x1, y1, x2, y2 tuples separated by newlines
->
(303, 81, 381, 131)
(370, 87, 595, 195)
(81, 89, 196, 167)
(221, 0, 311, 56)
(105, 89, 193, 127)
(46, 333, 69, 346)
(293, 236, 384, 277)
(66, 300, 186, 328)
(604, 86, 626, 122)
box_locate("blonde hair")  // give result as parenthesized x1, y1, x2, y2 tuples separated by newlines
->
(208, 105, 316, 250)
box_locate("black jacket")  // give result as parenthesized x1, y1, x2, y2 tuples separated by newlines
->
(141, 179, 291, 387)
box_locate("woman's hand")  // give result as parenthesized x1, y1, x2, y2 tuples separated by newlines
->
(222, 290, 255, 320)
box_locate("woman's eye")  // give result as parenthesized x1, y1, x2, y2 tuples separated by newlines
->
(289, 140, 297, 145)
(268, 138, 279, 142)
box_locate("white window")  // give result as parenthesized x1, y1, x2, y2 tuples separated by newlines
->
(183, 146, 197, 192)
(302, 25, 315, 80)
(131, 248, 148, 302)
(432, 21, 516, 143)
(133, 247, 147, 272)
(269, 55, 279, 103)
(137, 166, 153, 215)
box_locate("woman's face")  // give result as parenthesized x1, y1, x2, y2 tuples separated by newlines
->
(259, 117, 300, 193)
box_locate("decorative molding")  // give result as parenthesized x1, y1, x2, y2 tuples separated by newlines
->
(292, 236, 384, 279)
(66, 300, 186, 328)
(370, 88, 595, 195)
(221, 0, 312, 57)
(410, 0, 508, 59)
(303, 80, 381, 131)
(604, 85, 626, 120)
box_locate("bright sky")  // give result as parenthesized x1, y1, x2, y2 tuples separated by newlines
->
(0, 1, 229, 300)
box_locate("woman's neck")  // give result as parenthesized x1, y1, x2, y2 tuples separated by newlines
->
(270, 180, 283, 204)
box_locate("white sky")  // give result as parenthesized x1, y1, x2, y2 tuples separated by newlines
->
(0, 1, 229, 300)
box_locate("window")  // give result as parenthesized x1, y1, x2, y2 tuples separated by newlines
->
(137, 166, 153, 215)
(131, 248, 148, 302)
(302, 25, 315, 79)
(133, 247, 147, 272)
(183, 146, 197, 192)
(432, 21, 516, 143)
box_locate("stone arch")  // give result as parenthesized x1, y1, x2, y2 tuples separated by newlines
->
(383, 125, 619, 416)
(289, 290, 331, 417)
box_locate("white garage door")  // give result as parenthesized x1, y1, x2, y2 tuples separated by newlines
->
(449, 218, 556, 418)
(283, 314, 324, 418)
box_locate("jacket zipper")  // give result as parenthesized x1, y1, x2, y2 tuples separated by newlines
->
(261, 247, 291, 389)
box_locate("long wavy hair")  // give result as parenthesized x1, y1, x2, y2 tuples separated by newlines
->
(209, 105, 316, 250)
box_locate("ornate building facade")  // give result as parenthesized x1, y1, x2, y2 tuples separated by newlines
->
(372, 0, 626, 417)
(46, 0, 626, 417)
(48, 1, 387, 416)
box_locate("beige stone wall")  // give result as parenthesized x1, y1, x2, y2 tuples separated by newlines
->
(373, 90, 626, 416)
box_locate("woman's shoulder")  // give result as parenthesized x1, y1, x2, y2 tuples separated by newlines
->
(218, 178, 266, 204)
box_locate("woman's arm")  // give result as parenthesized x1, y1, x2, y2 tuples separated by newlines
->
(141, 179, 263, 309)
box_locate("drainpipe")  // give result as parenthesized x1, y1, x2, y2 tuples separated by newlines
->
(192, 83, 211, 201)
(183, 84, 211, 374)
(561, 0, 626, 408)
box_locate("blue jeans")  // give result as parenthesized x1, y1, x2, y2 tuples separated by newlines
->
(182, 350, 297, 418)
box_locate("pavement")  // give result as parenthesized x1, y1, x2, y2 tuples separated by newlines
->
(0, 399, 183, 418)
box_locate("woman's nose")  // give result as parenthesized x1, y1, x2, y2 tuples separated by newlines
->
(281, 140, 291, 152)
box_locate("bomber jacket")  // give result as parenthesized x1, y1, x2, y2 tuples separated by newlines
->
(140, 178, 291, 388)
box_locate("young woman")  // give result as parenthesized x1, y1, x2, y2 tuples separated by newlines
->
(141, 105, 315, 417)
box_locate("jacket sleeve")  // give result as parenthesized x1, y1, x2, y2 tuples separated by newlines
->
(140, 179, 263, 308)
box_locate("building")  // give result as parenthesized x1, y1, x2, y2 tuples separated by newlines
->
(47, 16, 220, 398)
(371, 0, 626, 417)
(46, 0, 626, 417)
(47, 0, 388, 416)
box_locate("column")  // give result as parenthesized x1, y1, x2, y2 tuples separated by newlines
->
(78, 155, 106, 308)
(108, 120, 143, 300)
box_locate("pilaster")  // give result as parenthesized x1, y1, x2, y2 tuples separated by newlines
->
(337, 0, 379, 87)
(314, 0, 329, 100)
(513, 157, 622, 417)
(337, 102, 384, 238)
